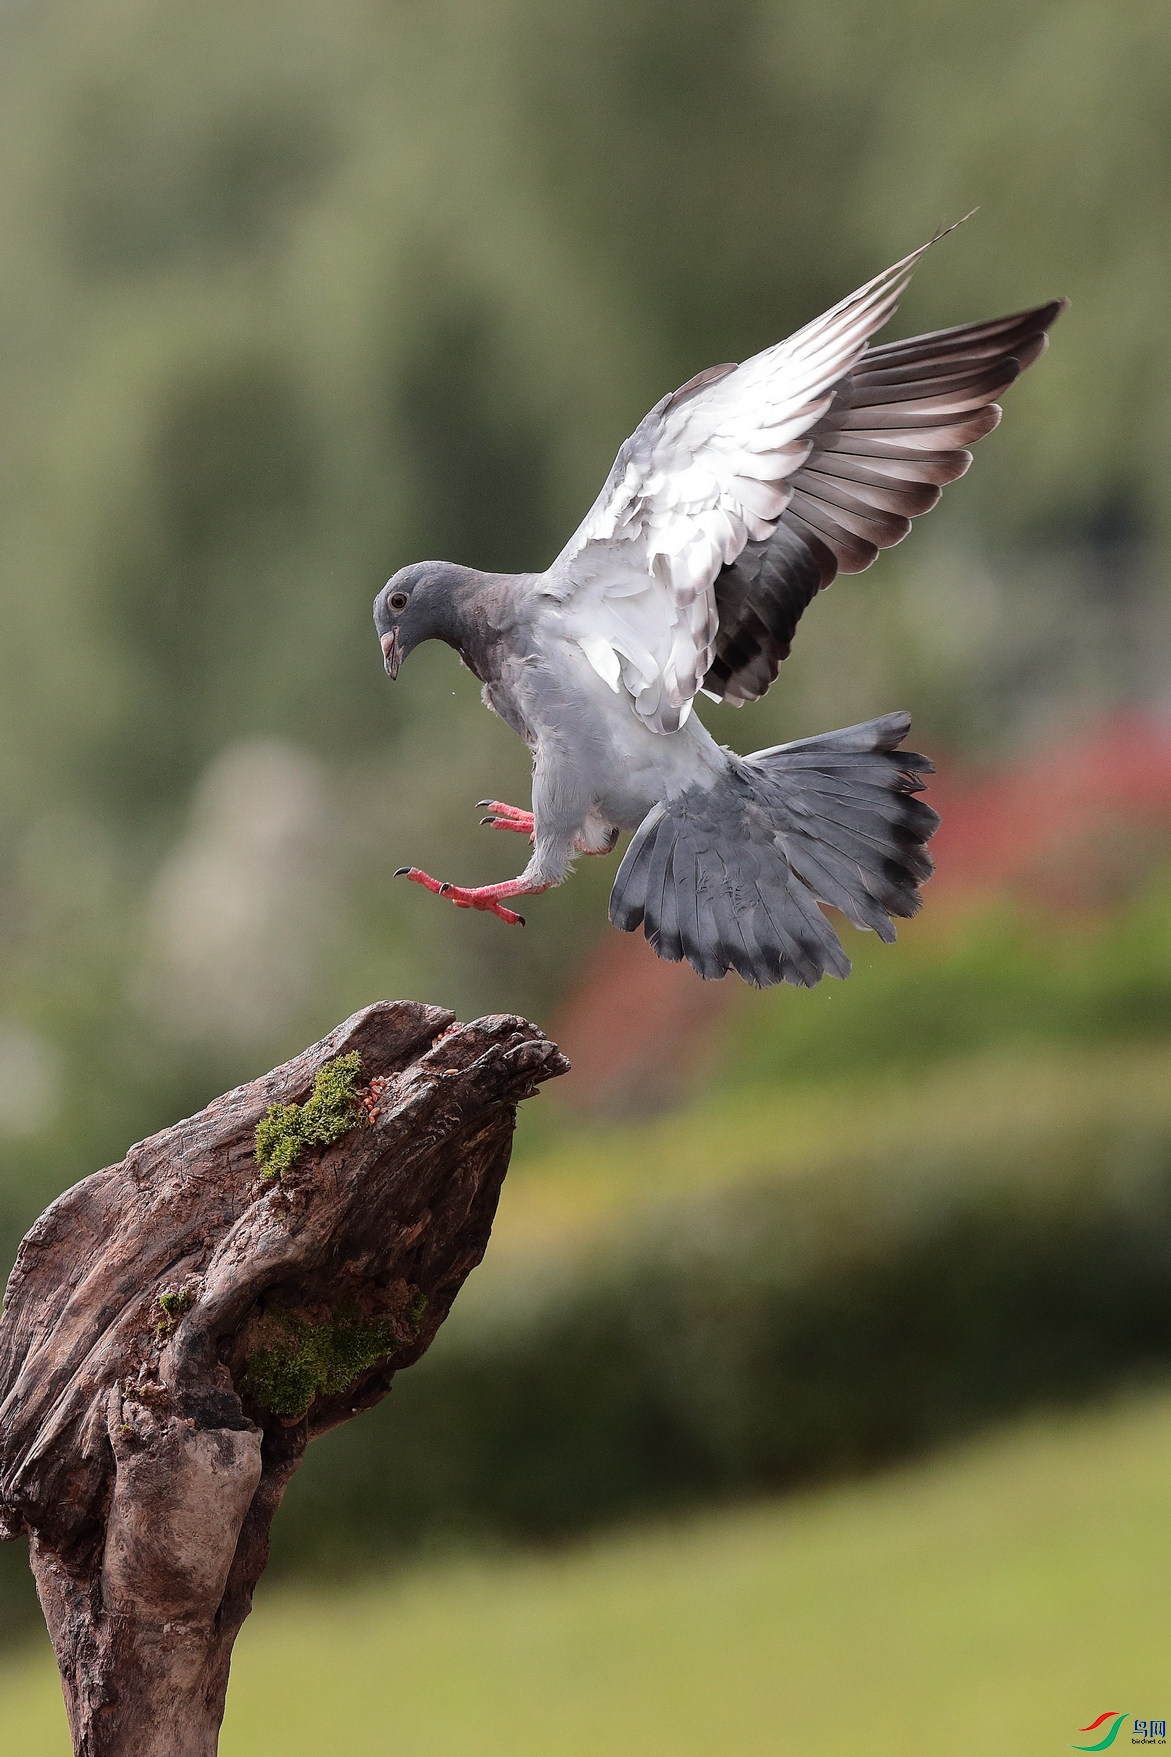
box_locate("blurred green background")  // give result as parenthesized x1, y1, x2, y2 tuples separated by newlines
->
(1, 0, 1171, 1751)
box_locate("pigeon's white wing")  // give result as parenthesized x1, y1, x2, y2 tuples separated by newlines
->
(546, 239, 936, 733)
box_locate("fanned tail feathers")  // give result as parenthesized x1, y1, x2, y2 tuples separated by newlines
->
(609, 712, 938, 986)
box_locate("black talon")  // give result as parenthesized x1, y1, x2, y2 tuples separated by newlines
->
(439, 883, 451, 894)
(476, 800, 491, 809)
(480, 816, 495, 826)
(394, 867, 410, 877)
(517, 916, 526, 927)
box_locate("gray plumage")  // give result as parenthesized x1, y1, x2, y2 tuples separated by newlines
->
(609, 713, 936, 986)
(375, 237, 1064, 986)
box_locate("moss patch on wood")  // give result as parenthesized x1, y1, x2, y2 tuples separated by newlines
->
(241, 1307, 398, 1418)
(155, 1286, 192, 1336)
(255, 1053, 364, 1179)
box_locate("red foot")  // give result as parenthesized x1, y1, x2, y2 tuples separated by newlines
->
(477, 800, 535, 838)
(395, 866, 548, 926)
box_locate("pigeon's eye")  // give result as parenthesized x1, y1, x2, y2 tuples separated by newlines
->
(389, 592, 409, 611)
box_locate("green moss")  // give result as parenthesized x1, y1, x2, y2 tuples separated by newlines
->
(155, 1285, 193, 1335)
(407, 1291, 428, 1329)
(255, 1052, 364, 1179)
(241, 1308, 399, 1418)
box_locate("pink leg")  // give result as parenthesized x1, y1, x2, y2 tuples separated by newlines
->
(477, 800, 535, 837)
(395, 866, 548, 926)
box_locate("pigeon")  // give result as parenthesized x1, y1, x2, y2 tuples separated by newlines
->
(375, 235, 1064, 987)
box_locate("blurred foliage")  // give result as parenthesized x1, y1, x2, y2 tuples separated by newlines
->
(505, 881, 1171, 1223)
(721, 878, 1171, 1086)
(3, 888, 1169, 1646)
(0, 0, 1165, 1188)
(0, 0, 1166, 1113)
(0, 24, 1162, 966)
(0, 0, 1170, 1652)
(271, 1038, 1171, 1569)
(260, 886, 1171, 1585)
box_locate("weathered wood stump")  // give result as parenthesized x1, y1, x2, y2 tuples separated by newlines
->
(0, 1001, 567, 1757)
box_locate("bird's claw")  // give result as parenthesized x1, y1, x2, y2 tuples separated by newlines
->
(441, 881, 527, 925)
(395, 865, 528, 925)
(476, 799, 535, 838)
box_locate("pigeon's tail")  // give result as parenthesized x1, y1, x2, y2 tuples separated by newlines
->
(609, 712, 939, 987)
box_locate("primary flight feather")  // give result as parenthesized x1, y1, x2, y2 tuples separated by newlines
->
(375, 236, 1064, 986)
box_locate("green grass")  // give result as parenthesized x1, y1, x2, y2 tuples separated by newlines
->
(7, 1387, 1171, 1755)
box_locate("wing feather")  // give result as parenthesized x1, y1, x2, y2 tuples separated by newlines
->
(704, 297, 1066, 707)
(545, 238, 946, 731)
(543, 228, 1064, 731)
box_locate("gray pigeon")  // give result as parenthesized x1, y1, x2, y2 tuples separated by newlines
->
(375, 237, 1064, 987)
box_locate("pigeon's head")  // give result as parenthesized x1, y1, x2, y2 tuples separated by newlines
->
(374, 561, 466, 679)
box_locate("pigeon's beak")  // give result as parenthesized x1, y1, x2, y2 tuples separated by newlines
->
(381, 630, 401, 680)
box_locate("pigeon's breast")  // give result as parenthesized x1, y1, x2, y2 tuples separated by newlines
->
(509, 634, 727, 831)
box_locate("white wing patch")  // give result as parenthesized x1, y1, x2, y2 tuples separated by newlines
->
(547, 236, 943, 733)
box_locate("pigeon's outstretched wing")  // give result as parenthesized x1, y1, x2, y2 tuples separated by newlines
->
(546, 231, 1064, 734)
(545, 239, 940, 734)
(704, 297, 1066, 706)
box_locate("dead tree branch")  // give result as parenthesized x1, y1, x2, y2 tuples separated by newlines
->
(0, 1001, 567, 1757)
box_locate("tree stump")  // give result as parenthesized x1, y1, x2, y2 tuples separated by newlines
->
(0, 1001, 567, 1757)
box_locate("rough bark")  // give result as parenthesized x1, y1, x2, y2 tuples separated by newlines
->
(0, 1001, 567, 1756)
